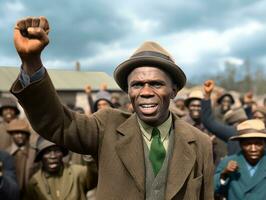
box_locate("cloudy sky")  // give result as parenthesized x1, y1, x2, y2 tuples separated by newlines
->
(0, 0, 266, 81)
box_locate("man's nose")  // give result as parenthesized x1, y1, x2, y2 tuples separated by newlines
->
(140, 84, 154, 97)
(250, 144, 257, 151)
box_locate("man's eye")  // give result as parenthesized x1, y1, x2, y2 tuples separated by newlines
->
(151, 83, 162, 88)
(131, 83, 143, 88)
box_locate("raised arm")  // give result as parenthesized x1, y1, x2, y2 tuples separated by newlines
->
(11, 17, 108, 158)
(201, 80, 236, 142)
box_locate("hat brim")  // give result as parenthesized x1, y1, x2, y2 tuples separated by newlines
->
(0, 106, 20, 116)
(34, 145, 69, 162)
(184, 97, 202, 107)
(114, 56, 186, 92)
(217, 94, 235, 105)
(230, 133, 266, 140)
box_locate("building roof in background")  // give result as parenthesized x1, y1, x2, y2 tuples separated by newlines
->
(0, 67, 120, 92)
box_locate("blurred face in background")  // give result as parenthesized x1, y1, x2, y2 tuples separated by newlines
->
(175, 99, 185, 111)
(97, 99, 112, 110)
(220, 96, 233, 113)
(11, 131, 29, 147)
(188, 99, 201, 121)
(2, 107, 17, 123)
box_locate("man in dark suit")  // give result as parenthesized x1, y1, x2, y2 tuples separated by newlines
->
(11, 16, 214, 200)
(0, 150, 20, 200)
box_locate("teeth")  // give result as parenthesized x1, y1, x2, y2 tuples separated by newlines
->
(141, 104, 155, 108)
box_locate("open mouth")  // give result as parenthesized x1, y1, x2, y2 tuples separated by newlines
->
(139, 104, 158, 115)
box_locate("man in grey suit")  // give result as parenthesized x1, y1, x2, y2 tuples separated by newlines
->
(11, 16, 214, 199)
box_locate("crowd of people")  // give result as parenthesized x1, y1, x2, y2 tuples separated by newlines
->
(0, 16, 266, 200)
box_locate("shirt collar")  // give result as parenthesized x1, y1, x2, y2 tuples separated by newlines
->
(137, 114, 172, 141)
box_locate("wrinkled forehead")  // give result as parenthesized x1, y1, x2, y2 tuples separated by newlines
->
(127, 66, 173, 82)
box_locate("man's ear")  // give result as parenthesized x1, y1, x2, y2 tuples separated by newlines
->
(170, 85, 178, 99)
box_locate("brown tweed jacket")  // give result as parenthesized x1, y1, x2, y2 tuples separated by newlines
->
(11, 71, 214, 200)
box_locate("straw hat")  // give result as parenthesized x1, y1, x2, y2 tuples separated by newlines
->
(184, 90, 203, 107)
(230, 119, 266, 140)
(114, 41, 186, 92)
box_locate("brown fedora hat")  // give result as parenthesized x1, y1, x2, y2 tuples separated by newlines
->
(6, 118, 30, 135)
(113, 41, 186, 92)
(230, 119, 266, 140)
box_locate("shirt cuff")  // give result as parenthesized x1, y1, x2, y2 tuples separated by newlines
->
(220, 178, 229, 185)
(19, 67, 45, 87)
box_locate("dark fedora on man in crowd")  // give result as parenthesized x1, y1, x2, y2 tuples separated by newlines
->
(0, 97, 20, 116)
(217, 93, 235, 105)
(34, 137, 69, 162)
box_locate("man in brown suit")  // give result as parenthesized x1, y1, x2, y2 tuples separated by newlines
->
(6, 118, 38, 197)
(11, 16, 214, 199)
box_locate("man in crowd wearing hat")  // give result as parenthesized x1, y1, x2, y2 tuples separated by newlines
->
(183, 90, 227, 166)
(0, 97, 20, 150)
(214, 119, 266, 199)
(214, 92, 235, 122)
(183, 90, 206, 132)
(25, 137, 97, 200)
(6, 118, 38, 197)
(10, 16, 214, 199)
(0, 150, 20, 200)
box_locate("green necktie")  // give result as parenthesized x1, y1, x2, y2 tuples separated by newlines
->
(149, 127, 166, 176)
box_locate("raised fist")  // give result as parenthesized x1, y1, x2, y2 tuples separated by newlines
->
(14, 16, 50, 74)
(203, 80, 215, 97)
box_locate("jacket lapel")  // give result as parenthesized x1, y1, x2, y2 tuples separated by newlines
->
(115, 113, 145, 194)
(165, 116, 196, 200)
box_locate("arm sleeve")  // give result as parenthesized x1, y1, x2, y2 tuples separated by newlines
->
(214, 158, 230, 196)
(11, 69, 110, 158)
(0, 152, 20, 200)
(201, 99, 236, 142)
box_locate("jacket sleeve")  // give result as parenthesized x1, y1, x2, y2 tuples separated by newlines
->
(214, 157, 230, 197)
(201, 99, 236, 142)
(0, 151, 20, 200)
(10, 70, 109, 158)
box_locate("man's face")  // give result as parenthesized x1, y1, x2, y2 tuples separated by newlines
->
(240, 138, 265, 166)
(188, 99, 201, 121)
(41, 146, 64, 174)
(127, 67, 177, 127)
(97, 99, 111, 110)
(220, 96, 233, 113)
(11, 132, 29, 147)
(2, 107, 17, 123)
(175, 99, 185, 111)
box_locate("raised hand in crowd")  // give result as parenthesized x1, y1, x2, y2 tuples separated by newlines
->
(220, 160, 239, 180)
(14, 16, 49, 75)
(203, 79, 215, 99)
